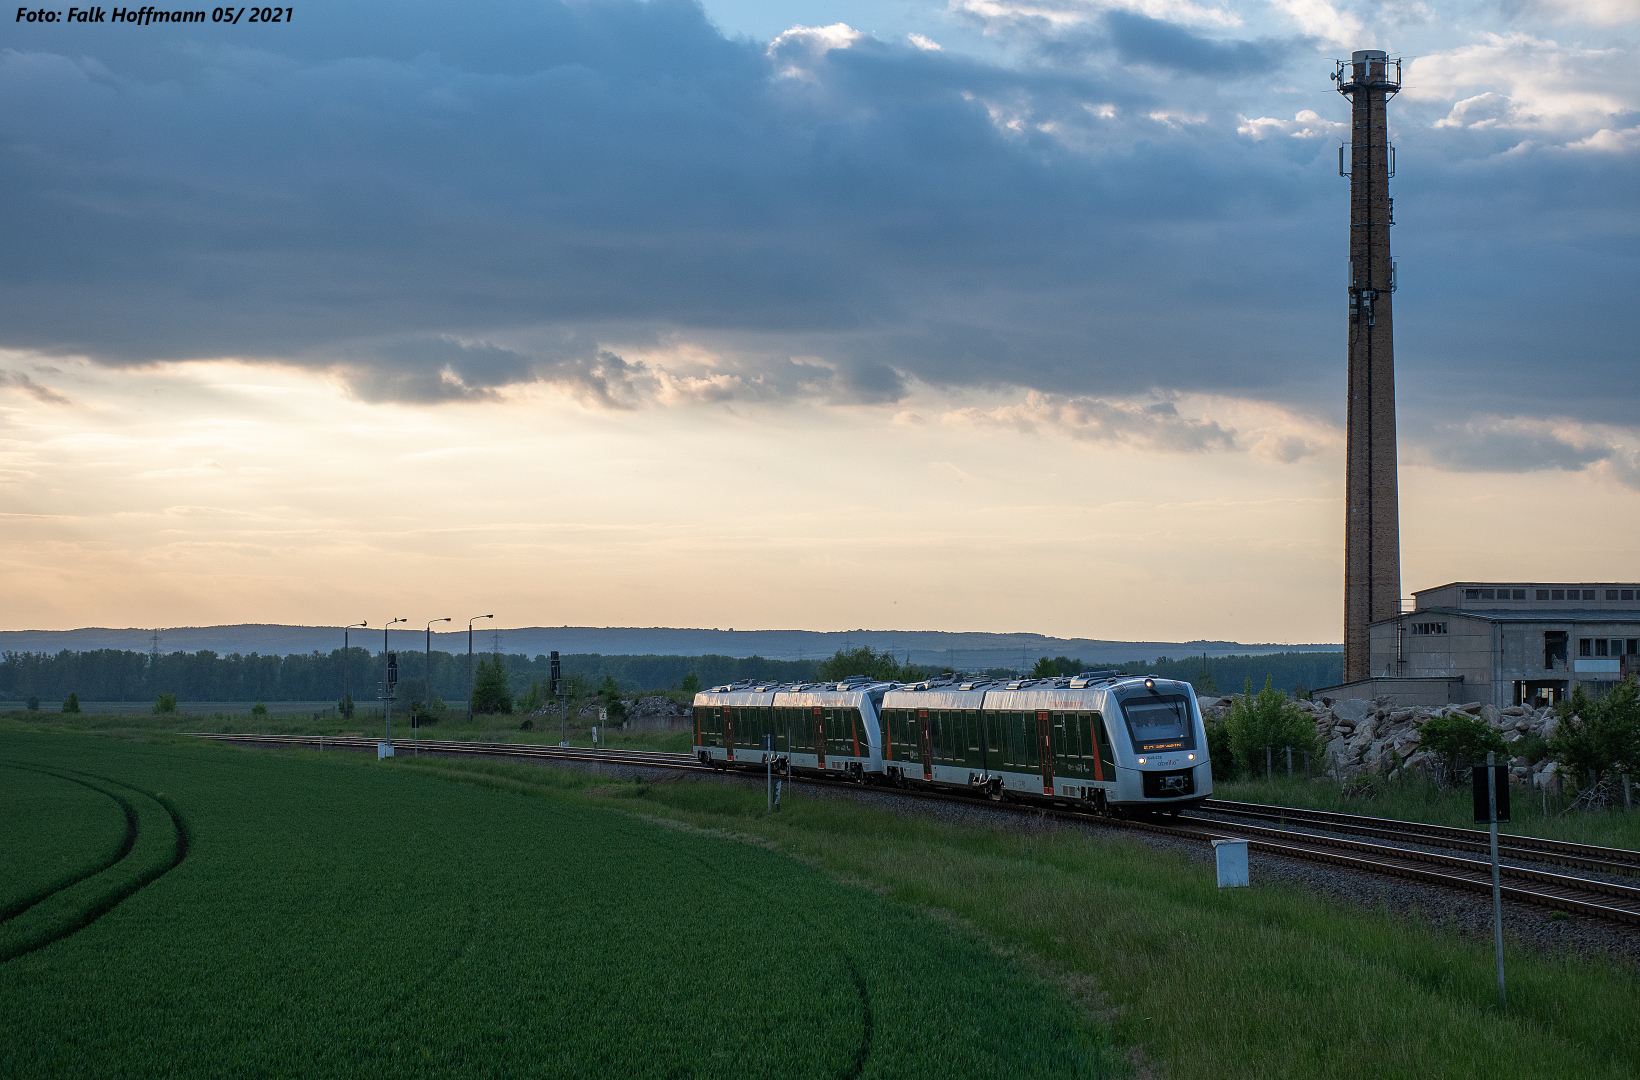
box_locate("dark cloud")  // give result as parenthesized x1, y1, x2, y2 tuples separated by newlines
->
(1103, 12, 1292, 75)
(0, 371, 71, 404)
(0, 0, 1634, 427)
(1414, 419, 1616, 475)
(1032, 13, 1294, 76)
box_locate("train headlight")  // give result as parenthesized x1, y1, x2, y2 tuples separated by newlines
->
(1137, 757, 1146, 765)
(1188, 753, 1195, 761)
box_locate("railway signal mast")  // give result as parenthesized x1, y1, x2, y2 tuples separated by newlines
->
(1334, 50, 1403, 683)
(381, 617, 406, 748)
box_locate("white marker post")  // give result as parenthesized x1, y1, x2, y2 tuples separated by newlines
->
(1474, 752, 1509, 1007)
(764, 733, 775, 811)
(1212, 839, 1249, 888)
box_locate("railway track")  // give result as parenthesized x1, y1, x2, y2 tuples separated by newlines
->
(190, 733, 1640, 926)
(1197, 799, 1640, 876)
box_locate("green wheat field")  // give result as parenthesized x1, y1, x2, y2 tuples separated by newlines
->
(6, 723, 1640, 1078)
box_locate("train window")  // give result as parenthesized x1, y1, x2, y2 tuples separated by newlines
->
(1118, 694, 1197, 752)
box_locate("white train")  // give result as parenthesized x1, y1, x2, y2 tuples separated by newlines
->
(692, 671, 1210, 813)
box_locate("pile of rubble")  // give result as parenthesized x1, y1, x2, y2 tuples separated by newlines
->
(1197, 695, 1562, 788)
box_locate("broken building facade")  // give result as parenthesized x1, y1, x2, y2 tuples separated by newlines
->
(1320, 582, 1640, 707)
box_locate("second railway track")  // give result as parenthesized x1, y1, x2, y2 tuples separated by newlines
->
(191, 733, 1640, 927)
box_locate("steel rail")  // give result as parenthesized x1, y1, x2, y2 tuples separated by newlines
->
(1201, 798, 1640, 874)
(187, 734, 1640, 925)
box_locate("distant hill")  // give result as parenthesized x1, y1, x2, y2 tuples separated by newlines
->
(0, 624, 1337, 671)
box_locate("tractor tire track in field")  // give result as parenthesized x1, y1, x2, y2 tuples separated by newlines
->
(0, 764, 139, 924)
(0, 762, 191, 963)
(844, 958, 874, 1080)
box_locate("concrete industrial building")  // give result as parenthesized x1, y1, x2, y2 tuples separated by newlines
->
(1318, 583, 1640, 708)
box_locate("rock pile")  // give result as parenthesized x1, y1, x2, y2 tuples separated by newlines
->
(1197, 695, 1562, 788)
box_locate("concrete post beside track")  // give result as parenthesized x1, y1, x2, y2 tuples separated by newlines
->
(1487, 751, 1505, 1007)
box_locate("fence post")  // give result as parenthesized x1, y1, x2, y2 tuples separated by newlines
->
(1266, 746, 1272, 781)
(1286, 745, 1293, 780)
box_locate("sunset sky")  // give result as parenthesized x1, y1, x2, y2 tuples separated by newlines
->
(2, 0, 1636, 644)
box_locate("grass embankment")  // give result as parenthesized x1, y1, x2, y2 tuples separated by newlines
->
(0, 732, 1111, 1078)
(401, 756, 1640, 1080)
(1, 709, 692, 753)
(1217, 774, 1640, 850)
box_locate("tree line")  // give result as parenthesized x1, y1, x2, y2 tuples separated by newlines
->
(0, 648, 822, 703)
(0, 646, 1343, 704)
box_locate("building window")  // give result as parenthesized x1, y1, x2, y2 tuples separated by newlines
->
(1410, 622, 1446, 635)
(1580, 638, 1593, 656)
(1546, 632, 1568, 669)
(1512, 589, 1526, 599)
(1612, 640, 1625, 656)
(1584, 589, 1597, 600)
(1536, 589, 1550, 600)
(1465, 589, 1479, 599)
(1608, 590, 1620, 600)
(1624, 590, 1635, 601)
(1596, 639, 1609, 657)
(1629, 639, 1639, 655)
(1552, 589, 1566, 601)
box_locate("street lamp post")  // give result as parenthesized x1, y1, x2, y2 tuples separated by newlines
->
(467, 614, 493, 722)
(423, 617, 451, 750)
(343, 621, 367, 718)
(383, 617, 406, 741)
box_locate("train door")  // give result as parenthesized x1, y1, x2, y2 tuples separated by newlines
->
(1036, 712, 1054, 794)
(724, 707, 735, 761)
(1080, 713, 1104, 782)
(813, 706, 825, 768)
(1051, 712, 1071, 784)
(918, 709, 932, 780)
(1094, 712, 1115, 779)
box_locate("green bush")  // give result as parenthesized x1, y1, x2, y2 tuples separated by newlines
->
(251, 702, 267, 718)
(338, 693, 354, 720)
(153, 693, 177, 715)
(1224, 677, 1316, 777)
(1549, 679, 1640, 793)
(1416, 713, 1506, 786)
(597, 676, 627, 722)
(1512, 731, 1549, 765)
(1205, 719, 1236, 782)
(61, 692, 80, 714)
(680, 672, 701, 693)
(26, 695, 39, 711)
(471, 655, 513, 715)
(816, 646, 925, 683)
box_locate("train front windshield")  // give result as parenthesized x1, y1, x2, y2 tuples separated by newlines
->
(1119, 695, 1196, 753)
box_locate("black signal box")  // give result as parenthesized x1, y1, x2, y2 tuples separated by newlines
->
(1472, 764, 1511, 824)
